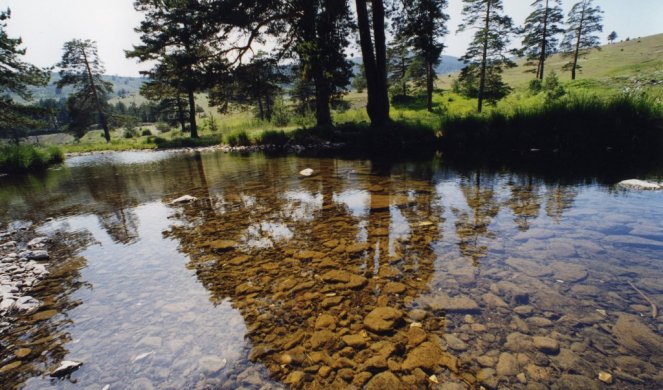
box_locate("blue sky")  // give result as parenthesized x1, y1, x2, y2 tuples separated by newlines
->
(3, 0, 663, 76)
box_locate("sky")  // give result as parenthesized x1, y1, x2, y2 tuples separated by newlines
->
(3, 0, 663, 77)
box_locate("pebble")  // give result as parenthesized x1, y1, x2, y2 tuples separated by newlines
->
(598, 371, 613, 384)
(533, 336, 560, 354)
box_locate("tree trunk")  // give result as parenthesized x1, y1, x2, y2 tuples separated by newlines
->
(426, 61, 434, 112)
(355, 0, 389, 127)
(538, 0, 549, 80)
(314, 76, 333, 127)
(477, 0, 492, 113)
(82, 48, 110, 142)
(572, 6, 586, 81)
(177, 94, 186, 132)
(372, 0, 390, 125)
(187, 88, 198, 138)
(265, 94, 273, 122)
(257, 97, 265, 121)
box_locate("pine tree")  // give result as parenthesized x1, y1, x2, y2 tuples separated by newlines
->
(291, 0, 354, 127)
(0, 9, 50, 144)
(56, 39, 113, 142)
(387, 36, 414, 98)
(352, 64, 368, 93)
(458, 0, 515, 112)
(209, 52, 287, 122)
(607, 31, 617, 44)
(355, 0, 390, 126)
(127, 0, 222, 139)
(396, 0, 449, 111)
(561, 0, 603, 80)
(520, 0, 564, 80)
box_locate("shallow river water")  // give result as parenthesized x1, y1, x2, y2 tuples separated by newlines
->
(1, 150, 663, 389)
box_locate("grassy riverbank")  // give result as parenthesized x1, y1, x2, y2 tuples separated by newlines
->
(14, 33, 663, 158)
(0, 145, 64, 173)
(441, 94, 663, 157)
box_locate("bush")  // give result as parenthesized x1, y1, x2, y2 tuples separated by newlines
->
(141, 129, 153, 137)
(123, 128, 136, 138)
(156, 122, 172, 133)
(225, 131, 251, 146)
(0, 145, 64, 173)
(528, 79, 543, 94)
(271, 98, 291, 127)
(258, 130, 289, 146)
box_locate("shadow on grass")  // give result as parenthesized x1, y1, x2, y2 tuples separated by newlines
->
(390, 93, 444, 111)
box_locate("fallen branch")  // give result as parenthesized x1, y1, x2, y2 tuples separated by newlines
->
(629, 281, 658, 319)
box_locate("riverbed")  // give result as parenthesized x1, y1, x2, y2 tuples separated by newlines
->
(1, 150, 663, 389)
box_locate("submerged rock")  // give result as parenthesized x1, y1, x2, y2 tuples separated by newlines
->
(617, 179, 661, 190)
(170, 195, 197, 204)
(299, 168, 314, 177)
(612, 314, 663, 360)
(422, 294, 480, 313)
(49, 361, 83, 378)
(364, 307, 403, 333)
(364, 371, 401, 390)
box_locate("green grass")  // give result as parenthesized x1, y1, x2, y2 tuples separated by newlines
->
(25, 32, 663, 157)
(0, 145, 64, 173)
(441, 93, 663, 158)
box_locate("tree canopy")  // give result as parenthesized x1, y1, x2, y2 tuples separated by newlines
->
(0, 9, 50, 144)
(561, 0, 603, 80)
(458, 0, 515, 112)
(520, 0, 565, 80)
(57, 39, 113, 141)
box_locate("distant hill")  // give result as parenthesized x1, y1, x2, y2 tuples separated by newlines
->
(24, 73, 146, 102)
(350, 54, 464, 76)
(437, 55, 465, 75)
(441, 32, 663, 91)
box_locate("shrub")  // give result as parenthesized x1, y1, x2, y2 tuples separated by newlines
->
(271, 98, 291, 127)
(0, 145, 64, 173)
(258, 130, 289, 146)
(141, 129, 153, 137)
(528, 79, 543, 94)
(225, 131, 251, 146)
(156, 122, 172, 133)
(123, 128, 136, 138)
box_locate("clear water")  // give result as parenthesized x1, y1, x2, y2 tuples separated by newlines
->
(1, 150, 662, 389)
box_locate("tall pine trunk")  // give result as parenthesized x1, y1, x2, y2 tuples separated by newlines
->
(82, 49, 110, 142)
(176, 94, 186, 133)
(477, 0, 492, 113)
(187, 87, 198, 138)
(426, 61, 434, 112)
(571, 6, 586, 80)
(538, 0, 550, 80)
(355, 0, 390, 127)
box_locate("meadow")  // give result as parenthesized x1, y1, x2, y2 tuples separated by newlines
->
(22, 33, 663, 156)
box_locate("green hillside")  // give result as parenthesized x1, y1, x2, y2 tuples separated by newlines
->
(25, 73, 145, 101)
(435, 32, 663, 97)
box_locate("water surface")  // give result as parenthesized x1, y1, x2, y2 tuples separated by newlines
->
(1, 150, 663, 389)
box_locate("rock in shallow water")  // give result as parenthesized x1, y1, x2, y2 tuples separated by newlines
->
(49, 361, 83, 378)
(612, 314, 663, 361)
(170, 195, 197, 204)
(364, 307, 403, 333)
(617, 179, 661, 190)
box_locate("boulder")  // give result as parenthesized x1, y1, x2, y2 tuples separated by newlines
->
(170, 195, 197, 204)
(49, 361, 83, 378)
(617, 179, 661, 190)
(612, 314, 663, 360)
(364, 307, 403, 333)
(299, 168, 314, 177)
